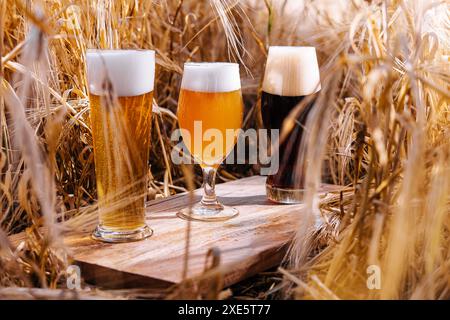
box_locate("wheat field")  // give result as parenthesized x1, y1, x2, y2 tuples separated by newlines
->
(0, 0, 449, 300)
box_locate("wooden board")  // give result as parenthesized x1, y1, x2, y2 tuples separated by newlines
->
(10, 176, 340, 289)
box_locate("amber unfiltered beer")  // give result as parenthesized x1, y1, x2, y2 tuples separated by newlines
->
(261, 46, 321, 203)
(176, 62, 243, 221)
(178, 88, 243, 167)
(87, 49, 155, 242)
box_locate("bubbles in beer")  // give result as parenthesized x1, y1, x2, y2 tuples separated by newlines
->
(181, 62, 241, 93)
(262, 46, 321, 97)
(86, 49, 155, 97)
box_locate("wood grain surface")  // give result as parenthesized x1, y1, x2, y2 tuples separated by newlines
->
(9, 176, 340, 289)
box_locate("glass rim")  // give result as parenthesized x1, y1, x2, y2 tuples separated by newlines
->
(183, 62, 239, 68)
(268, 45, 316, 51)
(86, 48, 155, 55)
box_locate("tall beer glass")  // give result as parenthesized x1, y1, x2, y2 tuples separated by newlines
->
(177, 63, 243, 221)
(87, 49, 155, 242)
(261, 46, 321, 203)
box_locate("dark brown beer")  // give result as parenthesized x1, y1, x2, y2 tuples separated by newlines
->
(262, 91, 315, 190)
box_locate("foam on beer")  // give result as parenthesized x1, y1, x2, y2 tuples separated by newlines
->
(181, 63, 241, 93)
(86, 49, 155, 97)
(262, 46, 321, 97)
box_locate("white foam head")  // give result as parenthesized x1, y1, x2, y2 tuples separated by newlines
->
(181, 62, 241, 92)
(262, 46, 321, 96)
(86, 49, 155, 97)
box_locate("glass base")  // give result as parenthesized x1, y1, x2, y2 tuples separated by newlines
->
(177, 203, 239, 222)
(92, 224, 153, 243)
(266, 183, 304, 204)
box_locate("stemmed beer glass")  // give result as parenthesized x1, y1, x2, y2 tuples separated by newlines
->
(177, 63, 243, 221)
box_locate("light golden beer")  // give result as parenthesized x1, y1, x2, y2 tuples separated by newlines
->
(177, 88, 243, 167)
(176, 62, 243, 221)
(90, 92, 153, 230)
(87, 49, 155, 242)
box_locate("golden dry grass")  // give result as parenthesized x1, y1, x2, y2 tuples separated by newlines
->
(0, 0, 449, 299)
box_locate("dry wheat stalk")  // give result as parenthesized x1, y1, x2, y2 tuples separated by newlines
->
(0, 0, 448, 300)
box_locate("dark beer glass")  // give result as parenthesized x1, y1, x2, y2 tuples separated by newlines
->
(261, 46, 321, 203)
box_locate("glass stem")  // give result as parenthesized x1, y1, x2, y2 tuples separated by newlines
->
(201, 166, 218, 206)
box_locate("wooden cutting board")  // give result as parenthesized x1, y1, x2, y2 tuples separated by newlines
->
(10, 176, 339, 289)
